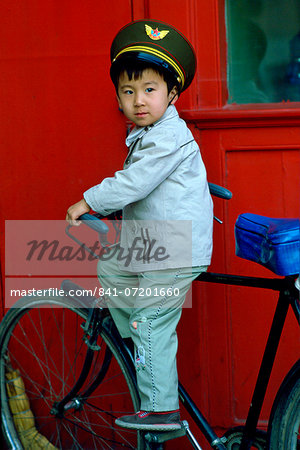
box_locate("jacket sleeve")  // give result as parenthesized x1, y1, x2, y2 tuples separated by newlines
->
(84, 127, 192, 215)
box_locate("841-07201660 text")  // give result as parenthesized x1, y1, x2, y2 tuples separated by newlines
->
(98, 287, 180, 297)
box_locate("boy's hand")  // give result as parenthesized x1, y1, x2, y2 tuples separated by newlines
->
(66, 199, 91, 226)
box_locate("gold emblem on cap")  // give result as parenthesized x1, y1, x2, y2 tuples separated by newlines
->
(145, 24, 169, 40)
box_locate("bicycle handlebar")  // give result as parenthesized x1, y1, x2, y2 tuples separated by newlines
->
(208, 183, 232, 200)
(78, 213, 109, 234)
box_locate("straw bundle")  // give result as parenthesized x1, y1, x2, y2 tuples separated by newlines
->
(6, 367, 58, 449)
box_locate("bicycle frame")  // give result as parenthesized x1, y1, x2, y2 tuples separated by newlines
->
(63, 217, 299, 449)
(63, 203, 300, 450)
(58, 272, 298, 449)
(51, 301, 138, 418)
(177, 272, 299, 449)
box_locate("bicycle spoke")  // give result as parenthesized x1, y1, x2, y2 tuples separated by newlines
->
(7, 333, 73, 394)
(63, 415, 136, 449)
(0, 300, 141, 449)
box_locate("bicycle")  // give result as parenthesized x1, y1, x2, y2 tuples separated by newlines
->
(0, 183, 299, 449)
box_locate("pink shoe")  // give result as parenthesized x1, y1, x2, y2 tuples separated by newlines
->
(115, 410, 181, 431)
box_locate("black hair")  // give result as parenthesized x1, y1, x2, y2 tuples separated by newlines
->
(111, 57, 180, 96)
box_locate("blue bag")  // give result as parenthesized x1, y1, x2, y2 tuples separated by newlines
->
(235, 213, 300, 276)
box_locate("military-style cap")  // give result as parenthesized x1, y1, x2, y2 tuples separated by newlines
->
(110, 20, 196, 92)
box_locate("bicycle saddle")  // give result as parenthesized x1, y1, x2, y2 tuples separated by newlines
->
(235, 213, 300, 276)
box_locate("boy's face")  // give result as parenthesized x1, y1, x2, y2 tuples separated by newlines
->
(117, 68, 178, 127)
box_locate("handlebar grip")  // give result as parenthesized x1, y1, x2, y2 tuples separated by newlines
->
(79, 213, 109, 234)
(208, 183, 232, 200)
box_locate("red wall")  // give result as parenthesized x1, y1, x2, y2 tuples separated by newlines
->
(1, 1, 299, 449)
(0, 1, 132, 314)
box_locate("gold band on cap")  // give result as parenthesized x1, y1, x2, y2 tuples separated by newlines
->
(113, 45, 185, 87)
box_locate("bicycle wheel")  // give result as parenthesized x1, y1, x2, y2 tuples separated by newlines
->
(267, 359, 300, 450)
(0, 294, 143, 449)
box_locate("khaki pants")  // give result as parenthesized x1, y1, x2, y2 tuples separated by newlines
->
(98, 251, 206, 412)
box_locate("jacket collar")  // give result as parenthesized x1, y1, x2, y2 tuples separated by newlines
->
(125, 105, 178, 148)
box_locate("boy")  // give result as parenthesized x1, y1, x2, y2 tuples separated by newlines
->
(66, 20, 213, 431)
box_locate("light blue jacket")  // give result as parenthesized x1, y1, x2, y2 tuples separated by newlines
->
(84, 105, 213, 271)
